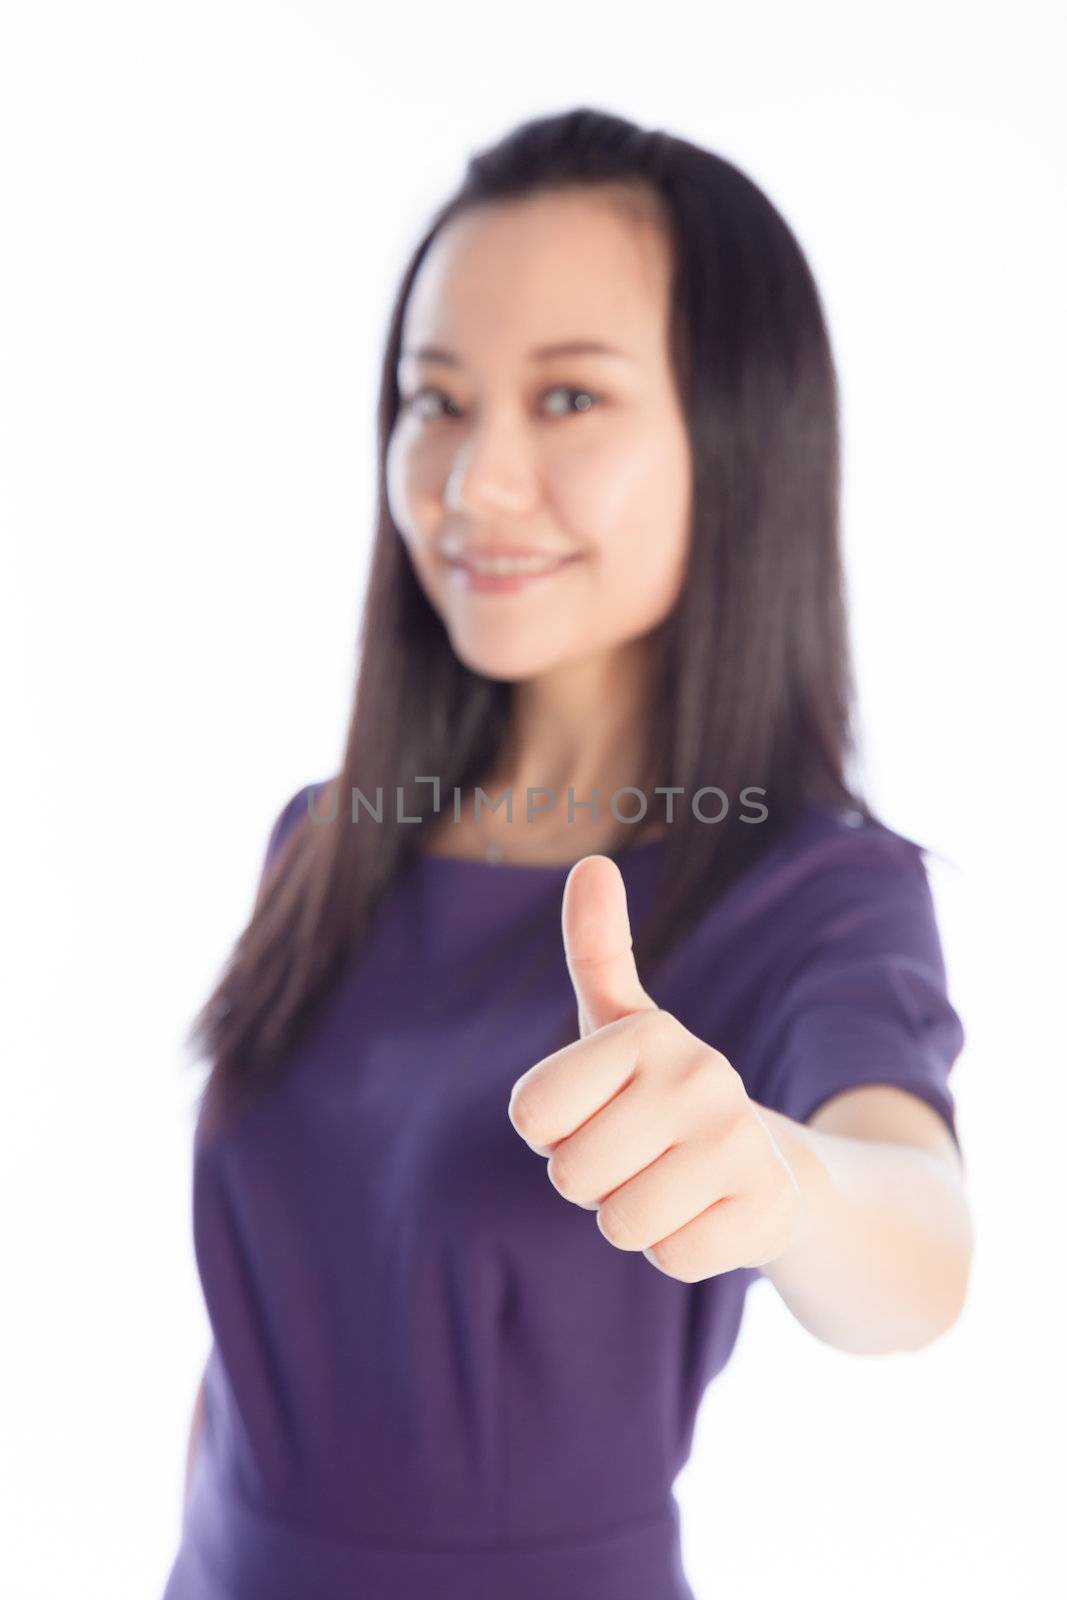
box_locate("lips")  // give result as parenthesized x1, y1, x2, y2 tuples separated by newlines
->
(455, 556, 573, 577)
(442, 548, 582, 596)
(445, 546, 579, 577)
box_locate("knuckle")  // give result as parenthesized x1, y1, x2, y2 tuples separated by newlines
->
(710, 1051, 744, 1097)
(546, 1146, 577, 1197)
(651, 1008, 686, 1046)
(680, 1046, 737, 1109)
(509, 1087, 543, 1141)
(626, 1007, 662, 1045)
(647, 1235, 683, 1278)
(666, 1249, 701, 1283)
(597, 1200, 635, 1250)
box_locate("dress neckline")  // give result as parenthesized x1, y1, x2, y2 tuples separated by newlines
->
(415, 831, 669, 876)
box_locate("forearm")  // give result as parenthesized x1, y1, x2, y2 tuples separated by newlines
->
(753, 1104, 973, 1356)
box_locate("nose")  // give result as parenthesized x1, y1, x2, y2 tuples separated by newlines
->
(443, 410, 539, 520)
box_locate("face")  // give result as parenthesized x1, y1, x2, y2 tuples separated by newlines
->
(385, 184, 692, 683)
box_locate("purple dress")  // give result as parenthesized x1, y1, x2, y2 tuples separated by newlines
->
(162, 783, 964, 1599)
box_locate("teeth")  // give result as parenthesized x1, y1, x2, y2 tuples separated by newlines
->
(463, 555, 566, 576)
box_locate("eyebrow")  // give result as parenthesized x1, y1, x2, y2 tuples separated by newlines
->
(398, 338, 635, 368)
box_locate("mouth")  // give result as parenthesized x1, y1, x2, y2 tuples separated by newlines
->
(444, 551, 583, 595)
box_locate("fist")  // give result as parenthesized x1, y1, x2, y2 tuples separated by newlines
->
(507, 855, 803, 1283)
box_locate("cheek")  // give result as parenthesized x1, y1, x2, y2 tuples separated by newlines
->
(552, 422, 690, 614)
(385, 426, 442, 544)
(384, 433, 452, 624)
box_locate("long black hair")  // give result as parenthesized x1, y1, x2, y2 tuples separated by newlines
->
(188, 105, 874, 1135)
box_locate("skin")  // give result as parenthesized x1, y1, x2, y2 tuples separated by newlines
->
(385, 182, 691, 858)
(510, 857, 804, 1278)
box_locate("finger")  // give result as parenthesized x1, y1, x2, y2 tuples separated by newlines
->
(561, 855, 658, 1038)
(642, 1192, 768, 1282)
(595, 1139, 735, 1245)
(508, 1010, 653, 1154)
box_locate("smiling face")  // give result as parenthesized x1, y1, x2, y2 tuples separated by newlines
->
(385, 184, 693, 683)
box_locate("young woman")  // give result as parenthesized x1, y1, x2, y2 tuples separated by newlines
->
(162, 107, 972, 1600)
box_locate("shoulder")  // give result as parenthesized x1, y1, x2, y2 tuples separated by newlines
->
(736, 807, 965, 1138)
(726, 802, 935, 932)
(713, 803, 955, 1016)
(775, 800, 927, 865)
(262, 776, 334, 871)
(739, 805, 957, 1020)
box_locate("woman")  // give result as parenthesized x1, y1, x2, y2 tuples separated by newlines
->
(162, 107, 972, 1600)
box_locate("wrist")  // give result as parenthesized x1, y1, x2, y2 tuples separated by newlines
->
(751, 1101, 835, 1275)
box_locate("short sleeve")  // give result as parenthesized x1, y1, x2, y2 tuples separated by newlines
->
(750, 833, 966, 1157)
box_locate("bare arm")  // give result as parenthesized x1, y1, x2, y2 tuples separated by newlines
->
(183, 1364, 207, 1513)
(756, 1086, 972, 1355)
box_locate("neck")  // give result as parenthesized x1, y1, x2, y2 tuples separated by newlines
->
(494, 637, 655, 802)
(462, 637, 661, 860)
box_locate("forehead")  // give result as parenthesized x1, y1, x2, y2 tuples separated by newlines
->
(400, 186, 673, 367)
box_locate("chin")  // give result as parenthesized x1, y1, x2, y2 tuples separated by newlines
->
(447, 632, 564, 684)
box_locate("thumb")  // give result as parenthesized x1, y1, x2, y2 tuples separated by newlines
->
(561, 855, 658, 1038)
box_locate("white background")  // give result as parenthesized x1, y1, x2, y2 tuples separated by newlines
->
(2, 3, 1063, 1596)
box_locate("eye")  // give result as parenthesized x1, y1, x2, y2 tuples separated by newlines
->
(397, 386, 457, 422)
(542, 384, 600, 418)
(396, 384, 602, 423)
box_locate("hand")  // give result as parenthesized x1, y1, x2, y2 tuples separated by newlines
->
(507, 855, 804, 1283)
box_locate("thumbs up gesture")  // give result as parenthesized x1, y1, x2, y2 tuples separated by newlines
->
(507, 856, 804, 1283)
